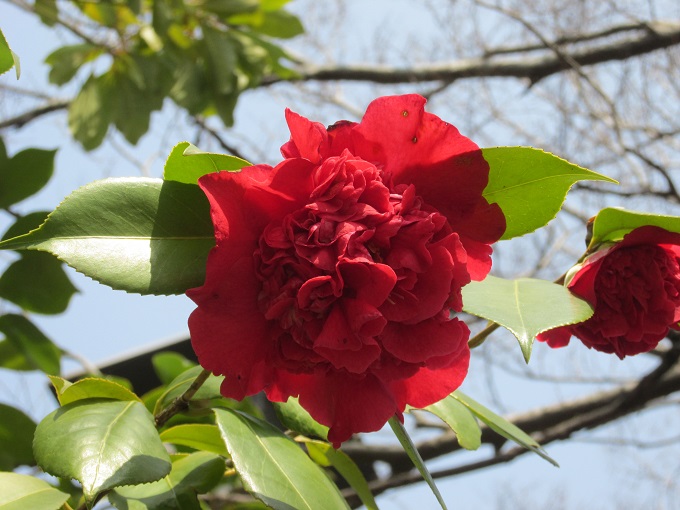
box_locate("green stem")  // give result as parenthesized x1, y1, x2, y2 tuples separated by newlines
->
(154, 368, 212, 428)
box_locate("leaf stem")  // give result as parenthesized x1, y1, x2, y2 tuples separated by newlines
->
(154, 368, 212, 428)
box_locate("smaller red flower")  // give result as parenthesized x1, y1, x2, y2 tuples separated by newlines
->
(539, 226, 680, 358)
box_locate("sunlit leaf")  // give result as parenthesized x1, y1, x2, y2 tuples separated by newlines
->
(160, 424, 229, 457)
(482, 147, 617, 240)
(589, 207, 680, 249)
(214, 408, 350, 510)
(33, 399, 171, 505)
(0, 403, 36, 471)
(0, 178, 214, 295)
(0, 29, 19, 78)
(388, 417, 448, 510)
(0, 314, 61, 375)
(109, 452, 225, 510)
(304, 440, 378, 510)
(163, 141, 250, 184)
(273, 397, 328, 440)
(452, 391, 558, 466)
(462, 276, 593, 362)
(49, 376, 141, 406)
(423, 395, 481, 450)
(0, 472, 69, 510)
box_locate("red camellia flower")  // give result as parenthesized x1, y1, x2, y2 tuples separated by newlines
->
(539, 226, 680, 358)
(187, 94, 505, 445)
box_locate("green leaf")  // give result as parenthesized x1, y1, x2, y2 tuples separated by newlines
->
(0, 314, 61, 375)
(0, 472, 69, 510)
(462, 275, 593, 362)
(452, 391, 558, 466)
(163, 141, 250, 184)
(160, 424, 230, 457)
(110, 70, 162, 145)
(0, 178, 215, 295)
(423, 395, 482, 450)
(2, 211, 48, 241)
(152, 351, 197, 385)
(0, 339, 34, 371)
(45, 44, 103, 85)
(50, 376, 141, 406)
(154, 366, 225, 416)
(0, 403, 36, 471)
(304, 440, 378, 510)
(273, 397, 329, 440)
(0, 29, 19, 78)
(34, 0, 59, 26)
(33, 399, 171, 506)
(0, 147, 56, 208)
(202, 26, 237, 94)
(200, 0, 259, 17)
(254, 10, 304, 38)
(214, 408, 350, 510)
(109, 452, 226, 510)
(589, 207, 680, 249)
(388, 417, 447, 510)
(68, 74, 114, 150)
(0, 252, 78, 314)
(482, 147, 617, 240)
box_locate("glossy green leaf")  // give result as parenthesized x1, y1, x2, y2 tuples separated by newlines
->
(423, 395, 481, 450)
(0, 403, 36, 471)
(388, 417, 448, 510)
(0, 252, 78, 314)
(163, 141, 250, 184)
(0, 29, 19, 78)
(50, 376, 141, 406)
(273, 397, 329, 440)
(154, 366, 224, 415)
(0, 339, 34, 371)
(160, 424, 229, 457)
(109, 452, 225, 510)
(68, 74, 114, 150)
(482, 147, 617, 240)
(45, 44, 102, 85)
(462, 275, 593, 362)
(0, 473, 69, 510)
(304, 440, 378, 510)
(0, 314, 61, 375)
(152, 351, 197, 385)
(0, 178, 215, 295)
(589, 207, 680, 249)
(452, 391, 558, 466)
(33, 399, 172, 505)
(214, 408, 350, 510)
(0, 147, 56, 208)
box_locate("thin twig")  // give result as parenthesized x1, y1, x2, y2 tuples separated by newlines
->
(154, 368, 212, 428)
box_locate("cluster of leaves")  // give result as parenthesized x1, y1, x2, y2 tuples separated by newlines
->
(39, 0, 302, 150)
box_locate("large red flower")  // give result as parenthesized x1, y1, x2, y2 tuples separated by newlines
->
(187, 94, 505, 445)
(539, 226, 680, 358)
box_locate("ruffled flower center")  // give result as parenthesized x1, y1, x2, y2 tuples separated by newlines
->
(254, 151, 468, 374)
